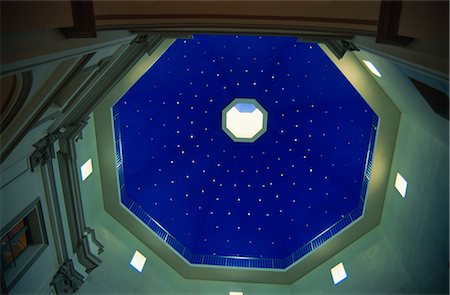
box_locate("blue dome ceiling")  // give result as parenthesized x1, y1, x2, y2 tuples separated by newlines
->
(113, 34, 378, 269)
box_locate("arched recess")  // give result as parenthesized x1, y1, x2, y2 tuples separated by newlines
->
(0, 71, 33, 133)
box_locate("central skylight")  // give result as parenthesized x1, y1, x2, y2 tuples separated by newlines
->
(222, 98, 268, 142)
(112, 34, 378, 269)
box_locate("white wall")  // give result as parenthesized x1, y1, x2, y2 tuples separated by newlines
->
(290, 52, 449, 293)
(381, 114, 449, 292)
(64, 39, 449, 293)
(0, 156, 59, 294)
(290, 112, 449, 293)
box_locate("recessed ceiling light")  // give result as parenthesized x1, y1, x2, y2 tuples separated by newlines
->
(229, 292, 243, 295)
(363, 60, 381, 77)
(395, 172, 408, 198)
(330, 262, 348, 285)
(130, 250, 147, 272)
(80, 158, 93, 181)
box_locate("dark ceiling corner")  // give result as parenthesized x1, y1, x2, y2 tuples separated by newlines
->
(376, 0, 414, 45)
(410, 77, 449, 120)
(323, 40, 359, 60)
(297, 35, 358, 60)
(60, 0, 97, 38)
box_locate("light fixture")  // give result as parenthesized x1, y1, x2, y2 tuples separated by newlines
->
(80, 158, 93, 181)
(229, 292, 243, 295)
(395, 172, 408, 198)
(363, 60, 381, 77)
(330, 262, 348, 285)
(130, 250, 147, 272)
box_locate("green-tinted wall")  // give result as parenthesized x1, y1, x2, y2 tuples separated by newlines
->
(76, 59, 448, 294)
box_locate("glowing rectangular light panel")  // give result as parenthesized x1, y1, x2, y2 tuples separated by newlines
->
(330, 262, 348, 285)
(130, 250, 147, 272)
(363, 60, 381, 77)
(395, 172, 408, 198)
(80, 158, 93, 181)
(229, 292, 243, 295)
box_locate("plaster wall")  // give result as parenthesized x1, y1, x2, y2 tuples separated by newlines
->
(76, 97, 448, 294)
(290, 113, 449, 293)
(381, 114, 449, 293)
(75, 49, 448, 293)
(0, 157, 59, 294)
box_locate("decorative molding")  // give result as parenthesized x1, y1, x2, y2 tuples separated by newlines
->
(297, 36, 359, 59)
(0, 74, 18, 131)
(0, 57, 83, 165)
(50, 260, 85, 294)
(376, 0, 414, 45)
(131, 34, 169, 55)
(125, 26, 375, 40)
(39, 150, 70, 265)
(30, 133, 60, 171)
(85, 227, 104, 255)
(61, 0, 97, 38)
(77, 236, 101, 273)
(1, 33, 136, 77)
(57, 122, 103, 273)
(31, 123, 104, 277)
(50, 35, 165, 132)
(0, 71, 33, 134)
(29, 36, 163, 277)
(130, 32, 193, 40)
(97, 14, 378, 38)
(324, 40, 359, 60)
(96, 14, 378, 26)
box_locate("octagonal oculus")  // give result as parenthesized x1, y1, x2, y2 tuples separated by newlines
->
(222, 99, 268, 142)
(108, 34, 380, 271)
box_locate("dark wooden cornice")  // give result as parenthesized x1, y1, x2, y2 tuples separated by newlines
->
(376, 0, 413, 45)
(61, 0, 97, 38)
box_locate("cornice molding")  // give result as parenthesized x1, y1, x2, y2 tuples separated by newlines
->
(0, 71, 32, 134)
(50, 260, 85, 294)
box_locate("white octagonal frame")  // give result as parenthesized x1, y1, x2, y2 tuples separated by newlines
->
(222, 98, 268, 143)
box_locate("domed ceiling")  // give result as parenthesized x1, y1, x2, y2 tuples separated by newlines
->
(112, 34, 377, 269)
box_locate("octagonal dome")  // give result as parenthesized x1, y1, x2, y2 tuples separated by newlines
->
(110, 34, 378, 268)
(222, 98, 268, 142)
(98, 34, 393, 278)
